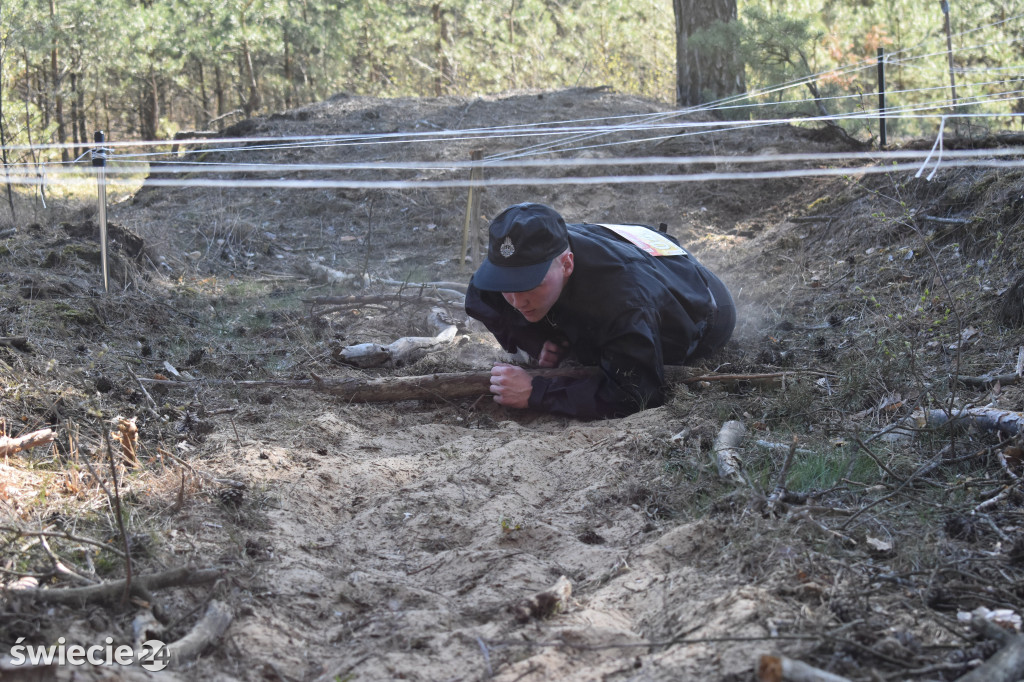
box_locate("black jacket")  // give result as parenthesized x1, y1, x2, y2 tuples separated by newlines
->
(465, 223, 718, 419)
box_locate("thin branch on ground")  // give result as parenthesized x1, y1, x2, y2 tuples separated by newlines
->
(0, 526, 127, 558)
(5, 567, 224, 605)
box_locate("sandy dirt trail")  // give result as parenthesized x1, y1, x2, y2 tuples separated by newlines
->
(170, 388, 793, 682)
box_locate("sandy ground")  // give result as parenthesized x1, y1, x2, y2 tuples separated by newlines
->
(3, 88, 1024, 682)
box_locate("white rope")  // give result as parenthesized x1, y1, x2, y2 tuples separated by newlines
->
(3, 102, 1020, 183)
(0, 11, 1019, 166)
(485, 14, 1024, 160)
(3, 146, 1020, 179)
(0, 74, 1015, 162)
(2, 96, 1015, 180)
(915, 117, 947, 181)
(484, 102, 1024, 161)
(4, 155, 1023, 192)
(953, 65, 1024, 74)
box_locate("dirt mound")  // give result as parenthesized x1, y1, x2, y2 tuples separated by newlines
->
(2, 89, 1024, 681)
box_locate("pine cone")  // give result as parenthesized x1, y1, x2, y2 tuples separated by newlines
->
(217, 487, 244, 508)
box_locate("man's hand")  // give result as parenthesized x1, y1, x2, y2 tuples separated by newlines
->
(537, 340, 569, 368)
(489, 363, 534, 408)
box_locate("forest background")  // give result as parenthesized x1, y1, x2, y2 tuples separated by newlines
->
(0, 0, 1022, 169)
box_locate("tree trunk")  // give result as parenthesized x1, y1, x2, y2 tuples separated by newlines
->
(76, 76, 87, 153)
(433, 3, 454, 96)
(22, 49, 47, 207)
(37, 65, 49, 128)
(214, 63, 225, 119)
(283, 30, 293, 109)
(70, 72, 80, 157)
(507, 0, 517, 88)
(240, 39, 260, 116)
(50, 0, 68, 161)
(0, 33, 16, 219)
(197, 59, 209, 128)
(140, 71, 158, 141)
(102, 89, 110, 137)
(672, 0, 745, 106)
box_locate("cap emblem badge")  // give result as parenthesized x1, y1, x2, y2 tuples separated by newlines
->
(500, 236, 515, 258)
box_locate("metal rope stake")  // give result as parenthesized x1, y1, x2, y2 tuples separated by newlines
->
(459, 149, 484, 271)
(877, 48, 887, 149)
(92, 131, 109, 293)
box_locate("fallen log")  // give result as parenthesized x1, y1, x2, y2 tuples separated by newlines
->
(0, 336, 30, 350)
(915, 407, 1024, 438)
(300, 261, 364, 285)
(954, 613, 1024, 682)
(713, 420, 747, 483)
(333, 308, 459, 368)
(959, 348, 1024, 387)
(3, 567, 224, 606)
(0, 429, 55, 457)
(958, 373, 1022, 387)
(141, 369, 816, 403)
(166, 600, 233, 668)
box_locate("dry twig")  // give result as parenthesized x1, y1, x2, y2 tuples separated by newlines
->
(4, 566, 224, 605)
(765, 436, 798, 515)
(0, 526, 127, 559)
(0, 428, 55, 457)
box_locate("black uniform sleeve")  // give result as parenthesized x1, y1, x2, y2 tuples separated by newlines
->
(527, 308, 666, 419)
(464, 282, 553, 359)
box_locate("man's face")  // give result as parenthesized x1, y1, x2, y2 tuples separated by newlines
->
(502, 251, 574, 322)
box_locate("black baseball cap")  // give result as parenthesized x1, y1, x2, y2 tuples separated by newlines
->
(471, 203, 569, 292)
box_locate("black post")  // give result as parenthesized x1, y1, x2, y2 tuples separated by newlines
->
(877, 48, 887, 148)
(92, 131, 109, 293)
(940, 0, 958, 110)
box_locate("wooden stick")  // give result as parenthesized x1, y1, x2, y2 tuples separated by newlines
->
(0, 336, 30, 350)
(140, 369, 819, 404)
(788, 216, 837, 224)
(0, 526, 127, 558)
(4, 567, 223, 605)
(303, 293, 453, 308)
(166, 600, 233, 668)
(958, 373, 1022, 387)
(459, 149, 484, 271)
(124, 362, 160, 417)
(765, 436, 798, 514)
(101, 426, 133, 607)
(0, 428, 55, 457)
(375, 278, 468, 294)
(922, 214, 970, 225)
